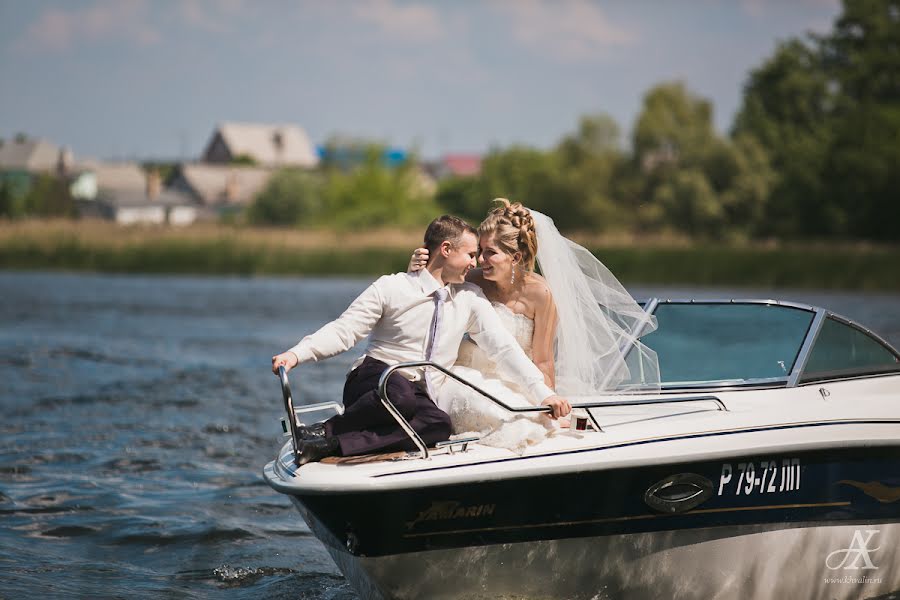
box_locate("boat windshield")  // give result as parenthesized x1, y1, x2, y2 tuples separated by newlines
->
(641, 302, 815, 387)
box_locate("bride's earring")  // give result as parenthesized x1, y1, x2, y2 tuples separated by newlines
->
(510, 264, 516, 285)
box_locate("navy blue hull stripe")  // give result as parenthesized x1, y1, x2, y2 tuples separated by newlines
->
(401, 500, 854, 538)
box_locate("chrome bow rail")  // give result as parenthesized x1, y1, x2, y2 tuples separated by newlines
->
(375, 361, 728, 460)
(278, 366, 345, 465)
(278, 362, 728, 465)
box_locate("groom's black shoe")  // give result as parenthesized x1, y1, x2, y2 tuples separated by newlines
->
(296, 436, 340, 466)
(297, 422, 327, 441)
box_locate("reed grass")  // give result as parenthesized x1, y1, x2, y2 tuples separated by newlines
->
(1, 219, 898, 290)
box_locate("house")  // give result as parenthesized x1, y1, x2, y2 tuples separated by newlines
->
(71, 161, 197, 225)
(428, 154, 482, 179)
(202, 122, 319, 168)
(0, 137, 72, 174)
(92, 187, 198, 226)
(168, 163, 274, 211)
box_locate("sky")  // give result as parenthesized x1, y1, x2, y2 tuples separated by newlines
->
(0, 0, 842, 161)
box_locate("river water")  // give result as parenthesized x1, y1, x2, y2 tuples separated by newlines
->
(2, 272, 899, 598)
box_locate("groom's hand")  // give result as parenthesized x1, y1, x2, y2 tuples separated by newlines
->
(272, 351, 299, 375)
(542, 395, 571, 419)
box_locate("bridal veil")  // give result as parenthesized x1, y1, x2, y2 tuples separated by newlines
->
(531, 211, 660, 395)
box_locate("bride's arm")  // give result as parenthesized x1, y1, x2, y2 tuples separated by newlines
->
(407, 248, 428, 272)
(530, 282, 558, 389)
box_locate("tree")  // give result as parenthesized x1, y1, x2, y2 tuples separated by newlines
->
(322, 146, 436, 229)
(653, 169, 724, 237)
(733, 39, 837, 237)
(821, 0, 900, 240)
(713, 135, 775, 237)
(247, 169, 324, 226)
(627, 83, 727, 236)
(633, 82, 717, 171)
(22, 174, 74, 218)
(554, 114, 625, 231)
(731, 0, 900, 241)
(557, 114, 622, 165)
(434, 175, 486, 223)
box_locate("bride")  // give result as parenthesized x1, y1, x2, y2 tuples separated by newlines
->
(410, 199, 658, 453)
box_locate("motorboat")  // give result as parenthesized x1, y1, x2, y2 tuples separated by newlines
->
(263, 299, 900, 599)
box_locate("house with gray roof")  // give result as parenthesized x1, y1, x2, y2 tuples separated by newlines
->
(168, 163, 274, 210)
(71, 161, 197, 225)
(202, 122, 319, 168)
(0, 137, 72, 174)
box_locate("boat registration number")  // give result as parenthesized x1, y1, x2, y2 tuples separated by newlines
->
(717, 459, 801, 496)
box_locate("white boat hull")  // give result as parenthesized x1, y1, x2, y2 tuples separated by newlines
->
(304, 513, 900, 600)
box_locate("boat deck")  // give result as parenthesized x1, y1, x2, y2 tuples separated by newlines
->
(267, 374, 900, 494)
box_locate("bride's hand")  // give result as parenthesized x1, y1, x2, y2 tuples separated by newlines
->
(541, 395, 571, 419)
(407, 247, 428, 272)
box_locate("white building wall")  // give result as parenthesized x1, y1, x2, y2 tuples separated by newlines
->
(115, 206, 166, 225)
(168, 206, 198, 226)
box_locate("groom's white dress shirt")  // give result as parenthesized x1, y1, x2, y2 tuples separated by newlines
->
(288, 269, 555, 405)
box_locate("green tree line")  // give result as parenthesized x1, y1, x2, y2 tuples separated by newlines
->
(435, 0, 899, 241)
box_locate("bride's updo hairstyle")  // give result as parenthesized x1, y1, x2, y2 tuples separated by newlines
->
(478, 198, 538, 271)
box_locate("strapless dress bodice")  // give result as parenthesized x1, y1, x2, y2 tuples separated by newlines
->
(456, 302, 534, 377)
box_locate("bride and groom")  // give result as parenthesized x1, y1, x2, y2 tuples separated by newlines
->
(271, 200, 657, 464)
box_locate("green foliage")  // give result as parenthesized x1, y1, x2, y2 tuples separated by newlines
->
(322, 147, 436, 229)
(653, 170, 724, 238)
(249, 145, 437, 230)
(732, 0, 900, 241)
(0, 174, 29, 218)
(433, 176, 484, 222)
(435, 115, 625, 232)
(634, 82, 717, 169)
(3, 225, 899, 289)
(230, 154, 258, 166)
(435, 145, 588, 231)
(26, 175, 75, 217)
(820, 0, 900, 240)
(715, 135, 775, 237)
(733, 39, 836, 237)
(0, 174, 74, 219)
(247, 169, 324, 226)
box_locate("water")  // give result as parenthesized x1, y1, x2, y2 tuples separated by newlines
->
(1, 272, 899, 599)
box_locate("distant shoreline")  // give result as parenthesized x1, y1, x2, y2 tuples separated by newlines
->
(1, 220, 898, 290)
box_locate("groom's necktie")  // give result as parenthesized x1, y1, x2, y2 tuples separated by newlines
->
(424, 287, 450, 400)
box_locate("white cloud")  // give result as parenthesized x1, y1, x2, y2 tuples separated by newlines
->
(179, 0, 247, 34)
(16, 0, 160, 52)
(738, 0, 840, 34)
(351, 0, 445, 42)
(494, 0, 637, 61)
(741, 0, 840, 17)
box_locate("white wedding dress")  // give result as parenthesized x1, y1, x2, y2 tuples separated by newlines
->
(437, 302, 557, 453)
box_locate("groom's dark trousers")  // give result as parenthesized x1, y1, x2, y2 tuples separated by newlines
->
(324, 356, 452, 456)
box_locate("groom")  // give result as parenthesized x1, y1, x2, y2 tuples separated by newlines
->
(272, 215, 571, 465)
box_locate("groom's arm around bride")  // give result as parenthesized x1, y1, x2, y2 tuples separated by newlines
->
(272, 215, 571, 465)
